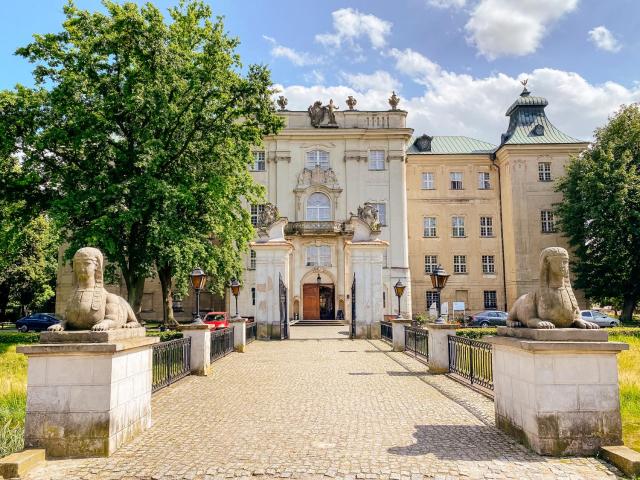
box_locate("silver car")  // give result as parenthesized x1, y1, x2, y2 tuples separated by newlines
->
(580, 310, 620, 327)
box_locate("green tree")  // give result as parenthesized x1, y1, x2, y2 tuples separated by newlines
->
(556, 104, 640, 322)
(2, 1, 281, 317)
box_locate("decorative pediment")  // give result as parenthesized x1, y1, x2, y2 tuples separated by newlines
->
(295, 166, 341, 191)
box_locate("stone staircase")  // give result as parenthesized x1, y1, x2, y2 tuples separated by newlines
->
(292, 319, 345, 327)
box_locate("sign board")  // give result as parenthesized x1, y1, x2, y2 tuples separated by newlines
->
(453, 302, 465, 311)
(440, 302, 448, 315)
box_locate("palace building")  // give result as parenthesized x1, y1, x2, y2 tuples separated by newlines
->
(55, 87, 588, 325)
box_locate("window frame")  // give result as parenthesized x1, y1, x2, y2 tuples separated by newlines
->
(424, 255, 438, 274)
(478, 172, 491, 190)
(484, 290, 498, 309)
(423, 217, 437, 237)
(480, 216, 494, 237)
(452, 216, 465, 238)
(421, 172, 435, 190)
(306, 150, 330, 170)
(541, 210, 555, 233)
(450, 172, 463, 190)
(453, 254, 467, 274)
(426, 291, 441, 311)
(251, 151, 266, 172)
(306, 192, 331, 221)
(538, 162, 552, 182)
(482, 255, 495, 274)
(306, 245, 331, 267)
(368, 150, 385, 171)
(250, 204, 264, 226)
(249, 250, 256, 270)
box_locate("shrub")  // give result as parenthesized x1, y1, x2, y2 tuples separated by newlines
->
(413, 313, 427, 325)
(0, 332, 39, 345)
(455, 328, 497, 339)
(146, 330, 183, 342)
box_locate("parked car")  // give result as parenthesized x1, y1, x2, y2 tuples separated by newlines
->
(467, 310, 508, 328)
(15, 313, 62, 332)
(580, 310, 620, 328)
(203, 311, 229, 329)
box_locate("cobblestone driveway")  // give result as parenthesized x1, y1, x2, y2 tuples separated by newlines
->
(25, 326, 621, 480)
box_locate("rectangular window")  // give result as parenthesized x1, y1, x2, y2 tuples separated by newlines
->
(372, 203, 387, 226)
(538, 162, 552, 182)
(541, 210, 555, 233)
(249, 250, 256, 269)
(426, 291, 441, 311)
(480, 216, 494, 237)
(484, 290, 497, 309)
(453, 255, 467, 274)
(423, 217, 437, 237)
(452, 216, 465, 237)
(450, 172, 463, 190)
(368, 150, 385, 170)
(421, 172, 435, 190)
(251, 151, 265, 171)
(306, 150, 330, 170)
(482, 255, 495, 274)
(250, 204, 264, 226)
(424, 255, 438, 274)
(306, 245, 331, 266)
(478, 172, 491, 189)
(251, 287, 256, 306)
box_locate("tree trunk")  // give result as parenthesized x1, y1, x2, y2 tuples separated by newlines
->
(158, 263, 178, 328)
(621, 295, 637, 323)
(123, 273, 146, 322)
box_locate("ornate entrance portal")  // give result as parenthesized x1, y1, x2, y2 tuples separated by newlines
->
(302, 284, 335, 320)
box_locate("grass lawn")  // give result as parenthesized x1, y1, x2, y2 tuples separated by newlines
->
(0, 342, 28, 458)
(610, 334, 640, 451)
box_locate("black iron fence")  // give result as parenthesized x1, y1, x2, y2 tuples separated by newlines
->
(246, 321, 257, 344)
(210, 326, 234, 362)
(404, 326, 429, 361)
(152, 337, 191, 394)
(381, 321, 393, 343)
(448, 335, 493, 391)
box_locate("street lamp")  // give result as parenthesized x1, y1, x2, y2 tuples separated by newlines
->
(229, 278, 241, 319)
(393, 280, 406, 319)
(429, 264, 450, 324)
(189, 268, 207, 324)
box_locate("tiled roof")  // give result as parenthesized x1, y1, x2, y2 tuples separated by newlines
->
(500, 89, 584, 145)
(407, 135, 496, 154)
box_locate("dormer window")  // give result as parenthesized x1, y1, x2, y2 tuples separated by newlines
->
(414, 134, 433, 152)
(306, 150, 329, 170)
(533, 124, 544, 136)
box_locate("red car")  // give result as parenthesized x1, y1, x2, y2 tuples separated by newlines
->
(203, 311, 229, 329)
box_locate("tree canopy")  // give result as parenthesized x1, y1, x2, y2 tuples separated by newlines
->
(1, 0, 282, 319)
(556, 103, 640, 321)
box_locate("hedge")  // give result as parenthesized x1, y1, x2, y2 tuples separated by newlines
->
(455, 326, 640, 340)
(146, 330, 183, 342)
(0, 332, 40, 344)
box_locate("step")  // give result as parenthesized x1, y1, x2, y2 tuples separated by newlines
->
(0, 449, 46, 479)
(293, 321, 345, 326)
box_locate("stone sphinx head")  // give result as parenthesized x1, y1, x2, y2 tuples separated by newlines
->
(539, 247, 570, 288)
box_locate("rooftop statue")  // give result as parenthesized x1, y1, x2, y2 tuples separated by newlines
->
(48, 247, 140, 332)
(507, 247, 599, 329)
(388, 91, 400, 110)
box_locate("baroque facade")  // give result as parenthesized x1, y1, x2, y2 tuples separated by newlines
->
(55, 87, 588, 322)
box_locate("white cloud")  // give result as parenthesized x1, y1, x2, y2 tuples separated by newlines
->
(588, 26, 621, 52)
(428, 0, 466, 8)
(263, 35, 319, 66)
(340, 70, 401, 92)
(276, 48, 640, 144)
(315, 8, 392, 50)
(464, 0, 578, 59)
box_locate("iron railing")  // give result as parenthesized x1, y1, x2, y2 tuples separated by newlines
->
(210, 326, 234, 362)
(381, 321, 393, 343)
(152, 337, 191, 394)
(448, 335, 493, 391)
(404, 326, 429, 361)
(246, 321, 257, 344)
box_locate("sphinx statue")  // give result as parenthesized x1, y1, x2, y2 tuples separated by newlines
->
(507, 247, 598, 329)
(48, 247, 141, 331)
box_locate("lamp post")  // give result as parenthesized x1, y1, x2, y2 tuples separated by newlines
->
(229, 278, 241, 320)
(429, 264, 450, 324)
(393, 280, 406, 319)
(189, 267, 207, 324)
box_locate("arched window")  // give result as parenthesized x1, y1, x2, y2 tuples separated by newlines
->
(306, 193, 331, 221)
(306, 150, 329, 170)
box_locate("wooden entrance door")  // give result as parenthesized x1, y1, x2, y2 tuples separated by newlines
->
(303, 284, 320, 319)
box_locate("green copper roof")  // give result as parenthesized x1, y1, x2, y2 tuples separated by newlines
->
(500, 88, 584, 145)
(408, 135, 496, 154)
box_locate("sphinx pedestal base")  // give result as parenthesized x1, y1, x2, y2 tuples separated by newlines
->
(487, 329, 627, 456)
(17, 330, 158, 458)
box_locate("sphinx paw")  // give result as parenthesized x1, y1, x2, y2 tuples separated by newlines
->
(506, 320, 522, 328)
(91, 321, 114, 331)
(573, 319, 600, 329)
(124, 322, 141, 329)
(47, 324, 63, 332)
(536, 321, 556, 329)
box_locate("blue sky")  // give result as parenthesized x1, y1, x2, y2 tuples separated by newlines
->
(2, 0, 639, 143)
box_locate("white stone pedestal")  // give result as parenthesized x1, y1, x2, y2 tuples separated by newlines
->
(17, 328, 158, 458)
(346, 240, 387, 339)
(229, 317, 246, 352)
(426, 323, 457, 374)
(487, 327, 628, 456)
(179, 324, 211, 375)
(391, 318, 411, 351)
(252, 229, 293, 340)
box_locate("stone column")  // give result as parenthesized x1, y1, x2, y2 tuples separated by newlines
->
(486, 327, 628, 456)
(346, 240, 387, 339)
(252, 219, 293, 340)
(180, 324, 211, 376)
(391, 318, 412, 351)
(17, 328, 158, 458)
(426, 323, 458, 373)
(229, 317, 247, 353)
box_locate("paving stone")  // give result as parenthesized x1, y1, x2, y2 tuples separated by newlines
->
(23, 326, 622, 480)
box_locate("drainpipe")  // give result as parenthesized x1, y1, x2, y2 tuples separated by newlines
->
(491, 153, 509, 312)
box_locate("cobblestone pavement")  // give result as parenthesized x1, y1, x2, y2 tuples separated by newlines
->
(25, 326, 621, 480)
